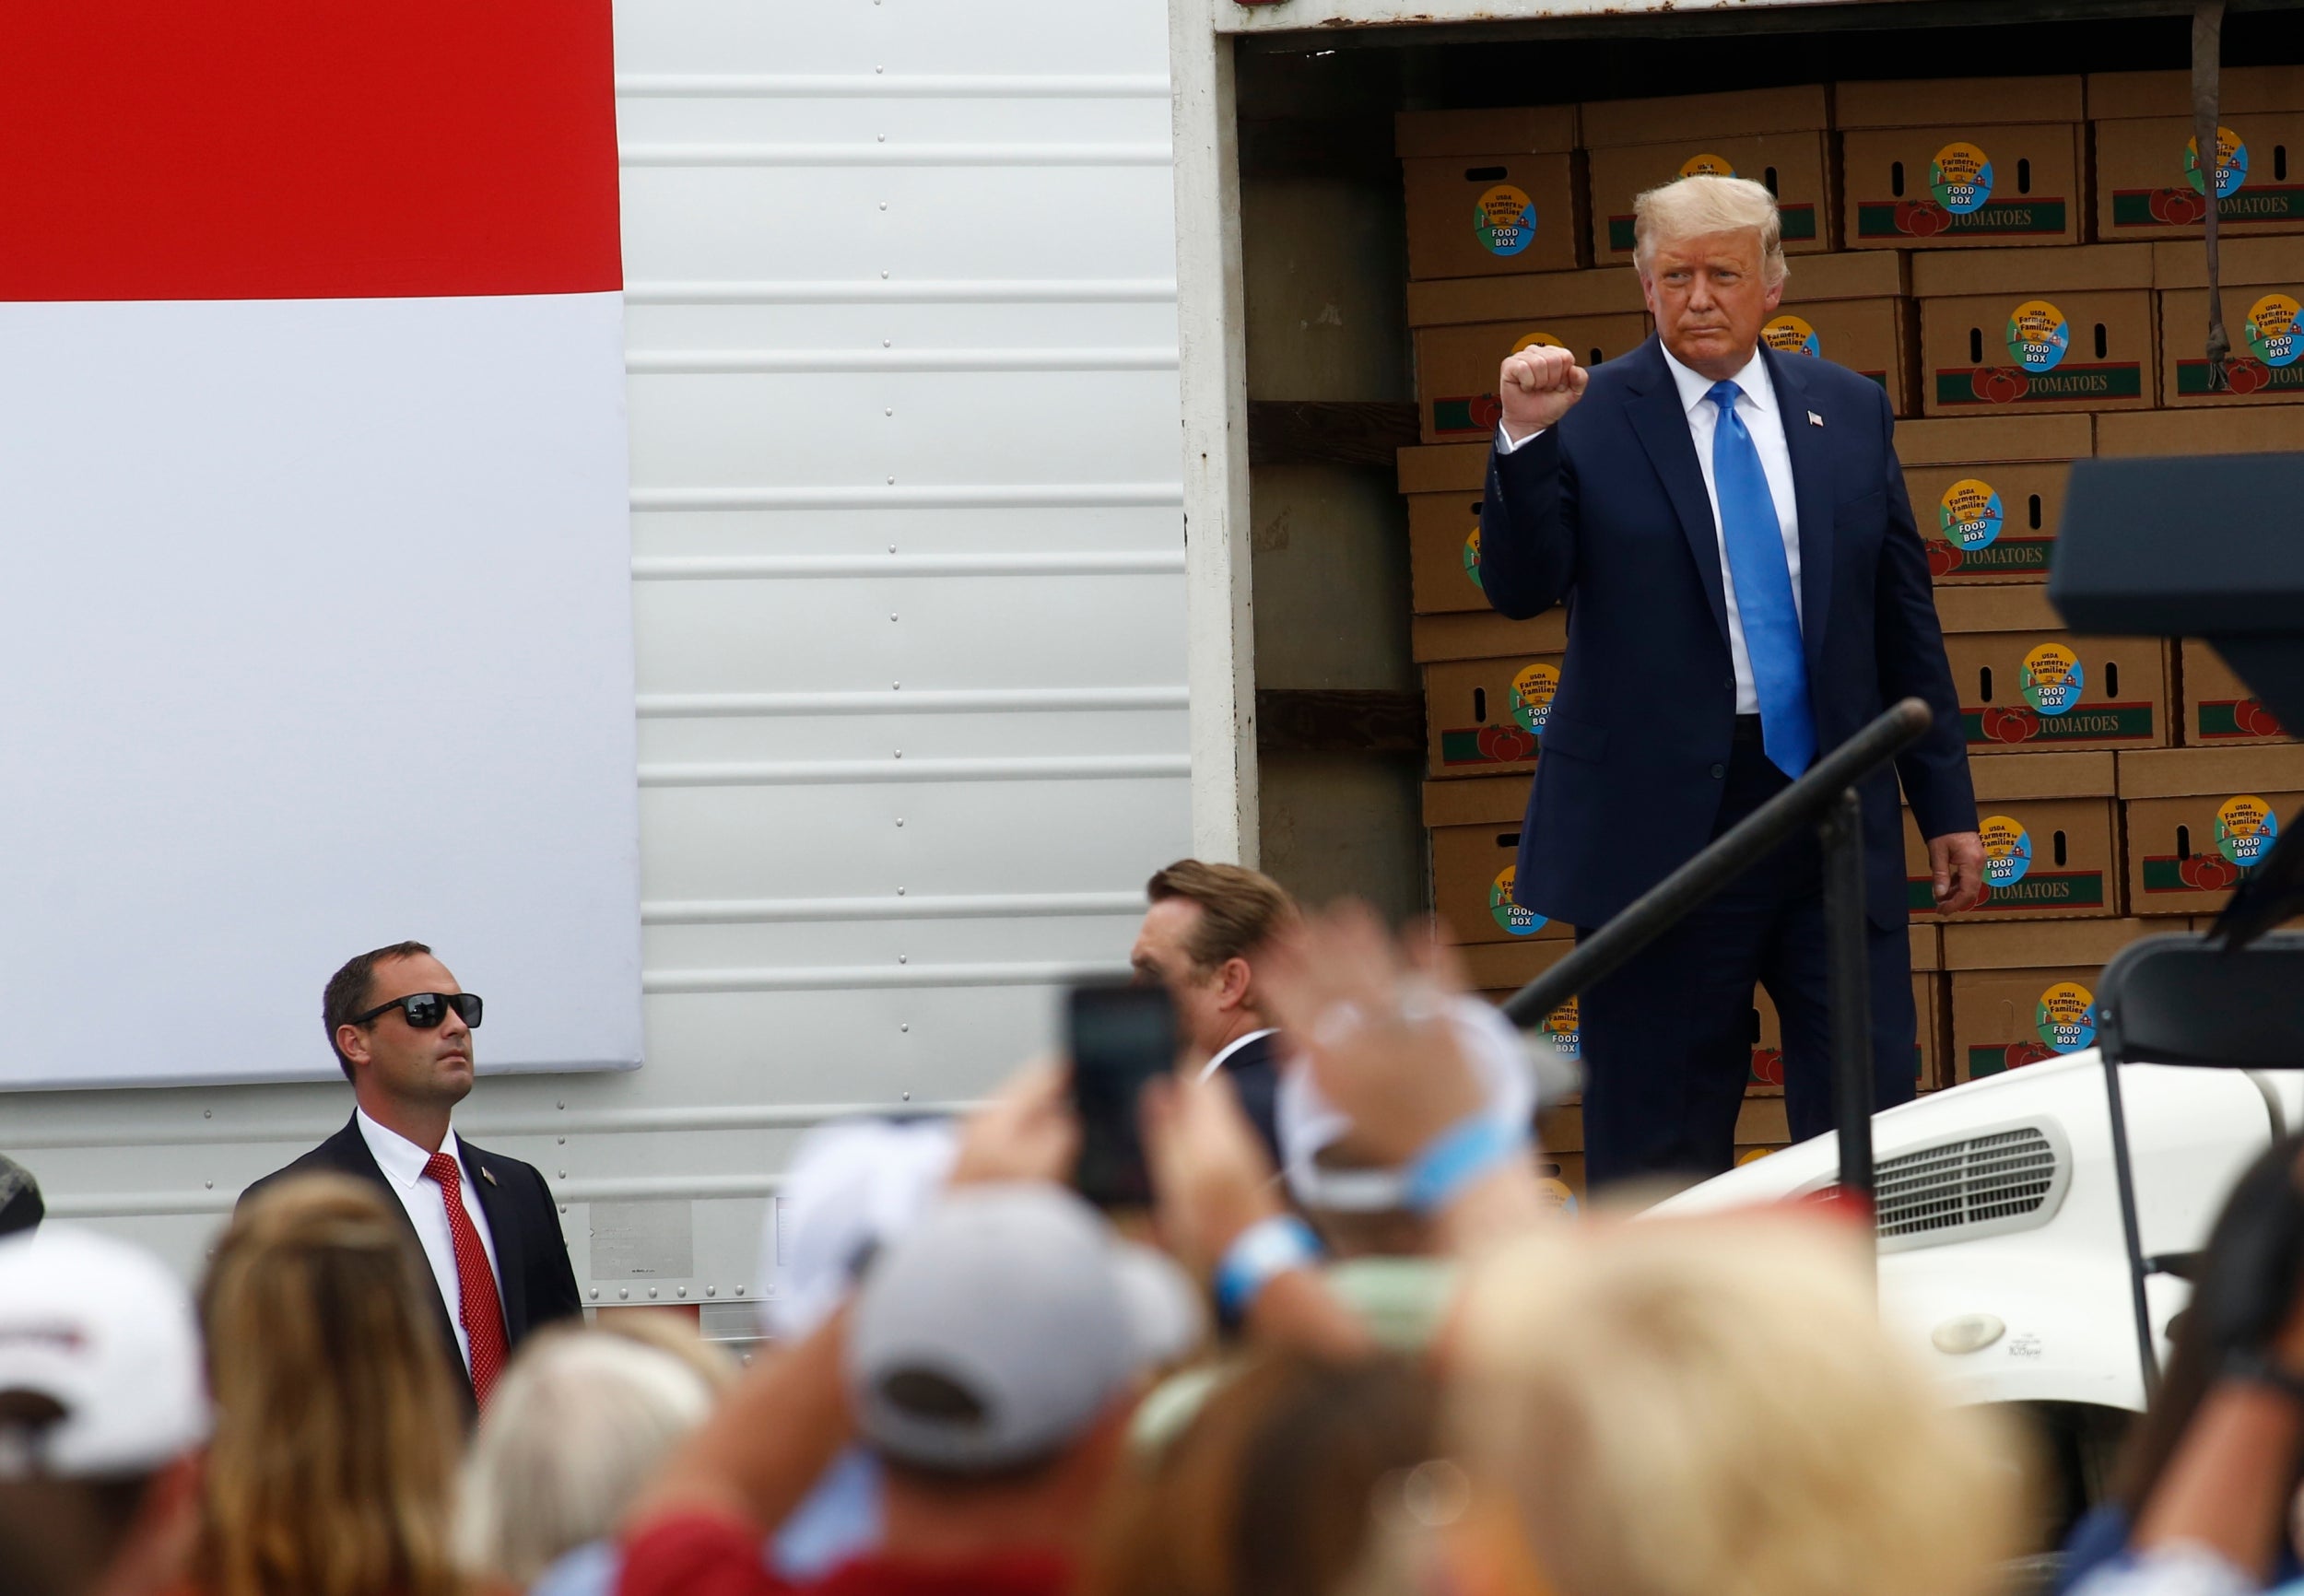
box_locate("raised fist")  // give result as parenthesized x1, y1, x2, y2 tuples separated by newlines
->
(1498, 343, 1588, 441)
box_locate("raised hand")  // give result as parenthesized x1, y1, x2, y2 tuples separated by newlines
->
(1498, 343, 1588, 442)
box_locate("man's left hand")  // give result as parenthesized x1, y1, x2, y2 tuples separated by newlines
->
(1931, 831, 1986, 912)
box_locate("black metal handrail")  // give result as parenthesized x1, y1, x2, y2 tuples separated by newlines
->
(1500, 696, 1937, 1207)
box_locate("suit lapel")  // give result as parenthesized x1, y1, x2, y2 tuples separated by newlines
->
(463, 1141, 527, 1341)
(1763, 346, 1836, 680)
(330, 1114, 476, 1409)
(1622, 340, 1731, 651)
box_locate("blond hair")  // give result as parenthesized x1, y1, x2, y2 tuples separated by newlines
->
(456, 1328, 719, 1585)
(1633, 174, 1789, 287)
(195, 1176, 464, 1596)
(1449, 1215, 2027, 1596)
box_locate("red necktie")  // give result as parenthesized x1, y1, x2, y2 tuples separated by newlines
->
(423, 1151, 510, 1407)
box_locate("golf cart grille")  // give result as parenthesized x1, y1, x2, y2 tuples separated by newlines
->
(1875, 1127, 2063, 1245)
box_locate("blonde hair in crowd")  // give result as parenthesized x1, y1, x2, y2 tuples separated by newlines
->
(456, 1328, 722, 1586)
(1448, 1215, 2028, 1596)
(1633, 173, 1790, 287)
(195, 1176, 465, 1596)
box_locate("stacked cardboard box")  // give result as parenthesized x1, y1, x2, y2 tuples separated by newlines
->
(2088, 67, 2304, 244)
(1405, 270, 1649, 445)
(1898, 414, 2088, 581)
(1838, 76, 2087, 250)
(1581, 87, 1837, 264)
(2156, 237, 2304, 405)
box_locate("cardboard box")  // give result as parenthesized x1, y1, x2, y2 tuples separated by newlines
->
(1400, 444, 1490, 615)
(2095, 406, 2304, 455)
(2088, 68, 2304, 241)
(1412, 608, 1566, 665)
(1461, 940, 1583, 1069)
(2181, 638, 2293, 745)
(1427, 775, 1569, 944)
(1398, 108, 1584, 280)
(1577, 85, 1834, 264)
(1915, 246, 2157, 415)
(1414, 315, 1650, 444)
(2155, 237, 2304, 405)
(1945, 918, 2166, 1080)
(1424, 652, 1566, 780)
(1895, 414, 2090, 582)
(1773, 251, 1917, 415)
(1903, 751, 2120, 921)
(1837, 77, 2087, 250)
(2118, 745, 2304, 914)
(1936, 586, 2171, 752)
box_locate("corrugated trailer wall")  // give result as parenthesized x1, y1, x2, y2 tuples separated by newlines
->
(4, 0, 1190, 1323)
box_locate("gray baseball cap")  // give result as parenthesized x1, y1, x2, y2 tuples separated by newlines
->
(845, 1184, 1201, 1473)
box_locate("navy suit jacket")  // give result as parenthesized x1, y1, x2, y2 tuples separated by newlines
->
(1481, 335, 1975, 933)
(241, 1116, 583, 1414)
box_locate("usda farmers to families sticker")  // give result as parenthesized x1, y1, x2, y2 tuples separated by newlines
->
(1511, 663, 1559, 734)
(2022, 642, 2085, 714)
(1940, 479, 2004, 550)
(2217, 794, 2279, 867)
(2247, 294, 2302, 368)
(1461, 525, 1484, 593)
(1475, 185, 1536, 257)
(1932, 141, 1994, 214)
(1980, 815, 2033, 888)
(2037, 980, 2098, 1054)
(1489, 865, 1546, 937)
(1541, 995, 1581, 1059)
(1679, 153, 1736, 178)
(1761, 314, 1821, 358)
(2186, 125, 2249, 198)
(2007, 299, 2071, 372)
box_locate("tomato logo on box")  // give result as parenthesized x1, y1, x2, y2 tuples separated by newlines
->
(1932, 141, 1994, 215)
(2037, 980, 2097, 1054)
(2006, 299, 2071, 373)
(1980, 814, 2033, 888)
(1939, 478, 2004, 550)
(2021, 642, 2085, 716)
(1475, 185, 1536, 257)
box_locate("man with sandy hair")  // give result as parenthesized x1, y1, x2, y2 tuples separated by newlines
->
(1479, 173, 1981, 1187)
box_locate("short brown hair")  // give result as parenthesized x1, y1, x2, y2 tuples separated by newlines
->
(322, 942, 432, 1081)
(1145, 861, 1297, 974)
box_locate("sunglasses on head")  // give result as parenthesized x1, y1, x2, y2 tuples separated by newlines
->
(353, 992, 483, 1030)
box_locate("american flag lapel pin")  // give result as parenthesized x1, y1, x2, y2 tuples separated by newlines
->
(481, 1166, 499, 1187)
(1808, 410, 1825, 428)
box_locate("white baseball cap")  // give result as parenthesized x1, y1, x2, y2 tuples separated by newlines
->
(0, 1226, 208, 1478)
(765, 1118, 958, 1341)
(1277, 995, 1542, 1212)
(845, 1184, 1201, 1473)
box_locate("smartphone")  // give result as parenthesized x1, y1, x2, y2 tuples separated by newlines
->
(1066, 980, 1180, 1209)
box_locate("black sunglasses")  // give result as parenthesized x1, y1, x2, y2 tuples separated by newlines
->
(352, 992, 483, 1030)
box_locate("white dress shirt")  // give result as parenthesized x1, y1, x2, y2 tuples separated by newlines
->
(1495, 343, 1804, 715)
(1198, 1026, 1280, 1084)
(356, 1108, 505, 1373)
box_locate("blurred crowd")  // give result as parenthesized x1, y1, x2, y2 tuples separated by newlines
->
(44, 862, 2304, 1596)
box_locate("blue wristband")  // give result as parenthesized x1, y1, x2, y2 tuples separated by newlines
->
(1214, 1215, 1323, 1324)
(1402, 1115, 1528, 1215)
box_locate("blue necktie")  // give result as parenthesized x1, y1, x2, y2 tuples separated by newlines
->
(1707, 381, 1816, 779)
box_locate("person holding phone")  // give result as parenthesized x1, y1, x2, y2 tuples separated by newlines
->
(1128, 861, 1299, 1164)
(240, 941, 582, 1413)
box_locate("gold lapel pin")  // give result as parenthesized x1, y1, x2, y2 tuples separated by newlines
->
(481, 1167, 499, 1187)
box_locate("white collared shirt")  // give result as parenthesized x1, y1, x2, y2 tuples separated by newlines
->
(1496, 343, 1803, 715)
(356, 1108, 505, 1372)
(1198, 1027, 1280, 1084)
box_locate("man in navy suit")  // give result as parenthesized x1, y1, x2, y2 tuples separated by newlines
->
(1481, 175, 1983, 1187)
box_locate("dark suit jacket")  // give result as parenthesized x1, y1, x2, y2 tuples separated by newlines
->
(1215, 1029, 1286, 1168)
(240, 1115, 583, 1411)
(1481, 335, 1975, 932)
